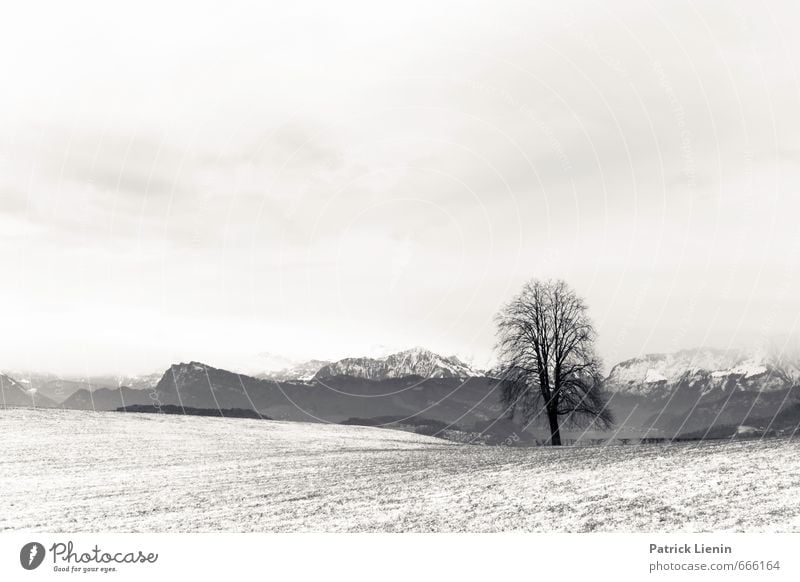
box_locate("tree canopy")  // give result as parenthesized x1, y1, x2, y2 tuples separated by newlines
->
(495, 279, 613, 445)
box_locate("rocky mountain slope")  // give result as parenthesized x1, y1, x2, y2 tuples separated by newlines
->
(0, 373, 58, 408)
(314, 347, 480, 380)
(606, 348, 795, 394)
(605, 348, 799, 435)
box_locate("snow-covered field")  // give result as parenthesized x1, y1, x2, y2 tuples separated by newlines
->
(1, 408, 798, 532)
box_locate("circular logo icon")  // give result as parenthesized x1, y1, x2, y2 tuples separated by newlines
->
(20, 542, 45, 570)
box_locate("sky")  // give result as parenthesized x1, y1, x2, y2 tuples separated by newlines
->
(1, 0, 800, 375)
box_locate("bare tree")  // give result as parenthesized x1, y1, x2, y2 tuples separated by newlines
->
(495, 279, 613, 446)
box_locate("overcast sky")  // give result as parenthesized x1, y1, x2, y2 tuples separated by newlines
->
(2, 0, 800, 375)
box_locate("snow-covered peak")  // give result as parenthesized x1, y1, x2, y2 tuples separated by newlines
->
(643, 369, 668, 383)
(607, 348, 740, 386)
(314, 348, 481, 381)
(728, 361, 768, 378)
(605, 348, 789, 395)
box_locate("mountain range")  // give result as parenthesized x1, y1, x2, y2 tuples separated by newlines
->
(3, 347, 799, 443)
(313, 347, 481, 380)
(3, 371, 163, 401)
(605, 348, 800, 436)
(154, 360, 501, 424)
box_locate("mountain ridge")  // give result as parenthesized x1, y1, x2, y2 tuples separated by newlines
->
(0, 373, 59, 408)
(604, 347, 799, 435)
(314, 347, 480, 381)
(5, 346, 799, 443)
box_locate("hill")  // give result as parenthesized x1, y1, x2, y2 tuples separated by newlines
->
(2, 408, 797, 532)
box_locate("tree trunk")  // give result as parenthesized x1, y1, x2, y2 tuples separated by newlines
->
(547, 406, 561, 446)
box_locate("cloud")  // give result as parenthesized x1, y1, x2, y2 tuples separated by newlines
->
(1, 0, 799, 373)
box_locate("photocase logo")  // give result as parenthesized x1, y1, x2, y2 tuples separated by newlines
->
(20, 542, 46, 570)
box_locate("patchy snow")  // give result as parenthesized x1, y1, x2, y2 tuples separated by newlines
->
(606, 348, 794, 397)
(606, 348, 743, 395)
(315, 347, 480, 380)
(1, 409, 798, 532)
(729, 363, 768, 378)
(644, 369, 667, 383)
(608, 348, 741, 387)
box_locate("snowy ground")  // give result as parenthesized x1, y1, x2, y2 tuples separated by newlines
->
(1, 408, 798, 532)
